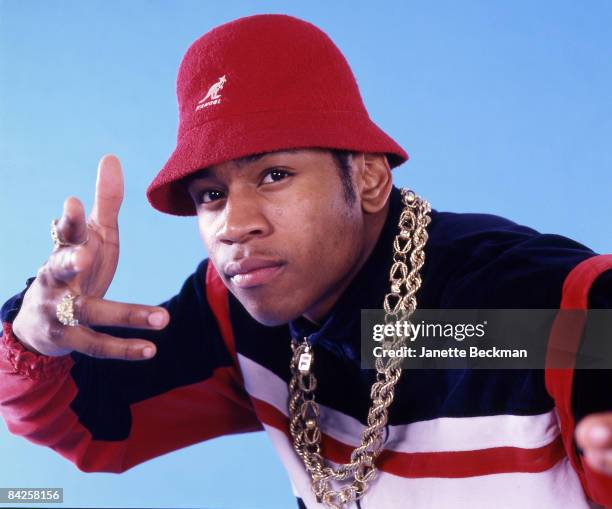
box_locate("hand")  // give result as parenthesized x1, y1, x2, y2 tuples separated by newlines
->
(12, 155, 169, 361)
(576, 412, 612, 475)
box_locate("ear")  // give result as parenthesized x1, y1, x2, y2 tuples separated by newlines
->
(356, 152, 392, 214)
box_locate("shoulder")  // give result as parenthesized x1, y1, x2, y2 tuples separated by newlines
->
(422, 209, 600, 308)
(428, 209, 543, 249)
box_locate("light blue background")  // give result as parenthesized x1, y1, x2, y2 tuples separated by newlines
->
(1, 1, 610, 508)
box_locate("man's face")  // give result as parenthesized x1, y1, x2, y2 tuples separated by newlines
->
(186, 149, 366, 326)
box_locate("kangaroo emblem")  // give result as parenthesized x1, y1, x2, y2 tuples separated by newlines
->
(196, 75, 227, 110)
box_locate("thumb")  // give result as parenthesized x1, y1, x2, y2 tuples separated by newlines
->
(90, 154, 124, 228)
(576, 413, 612, 476)
(576, 413, 612, 451)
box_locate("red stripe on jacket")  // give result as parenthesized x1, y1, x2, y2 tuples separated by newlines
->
(249, 395, 567, 478)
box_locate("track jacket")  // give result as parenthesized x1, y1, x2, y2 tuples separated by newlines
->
(2, 186, 612, 508)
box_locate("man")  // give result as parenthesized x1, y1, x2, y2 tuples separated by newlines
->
(1, 13, 612, 509)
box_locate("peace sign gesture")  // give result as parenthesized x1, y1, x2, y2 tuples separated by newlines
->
(12, 155, 169, 360)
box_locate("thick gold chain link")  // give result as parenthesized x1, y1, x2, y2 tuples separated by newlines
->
(288, 188, 431, 508)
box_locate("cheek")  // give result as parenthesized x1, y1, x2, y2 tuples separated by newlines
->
(201, 232, 213, 250)
(197, 221, 224, 271)
(282, 198, 362, 277)
(196, 216, 218, 249)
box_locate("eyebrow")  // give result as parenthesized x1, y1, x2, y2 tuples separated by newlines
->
(186, 148, 300, 184)
(235, 148, 301, 167)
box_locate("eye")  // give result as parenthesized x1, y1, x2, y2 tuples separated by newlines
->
(197, 189, 225, 204)
(261, 168, 292, 184)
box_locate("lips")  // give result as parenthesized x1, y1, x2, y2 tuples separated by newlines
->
(223, 258, 285, 289)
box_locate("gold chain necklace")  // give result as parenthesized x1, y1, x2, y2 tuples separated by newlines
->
(288, 188, 431, 508)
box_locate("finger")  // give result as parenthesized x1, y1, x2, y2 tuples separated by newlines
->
(63, 325, 157, 361)
(55, 196, 88, 245)
(46, 244, 95, 284)
(72, 295, 170, 329)
(90, 154, 124, 230)
(576, 414, 612, 451)
(583, 449, 612, 476)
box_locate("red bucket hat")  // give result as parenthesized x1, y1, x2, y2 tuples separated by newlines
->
(146, 14, 408, 216)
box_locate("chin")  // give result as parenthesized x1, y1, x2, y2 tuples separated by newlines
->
(241, 300, 302, 327)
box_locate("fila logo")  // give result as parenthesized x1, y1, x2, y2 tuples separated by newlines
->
(196, 75, 226, 111)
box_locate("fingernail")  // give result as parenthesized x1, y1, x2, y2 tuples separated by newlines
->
(148, 312, 165, 327)
(590, 426, 610, 445)
(142, 347, 155, 358)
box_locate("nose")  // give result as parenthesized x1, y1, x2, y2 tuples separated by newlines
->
(216, 190, 271, 244)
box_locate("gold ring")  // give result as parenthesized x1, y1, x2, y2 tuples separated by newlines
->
(50, 219, 89, 250)
(56, 292, 79, 327)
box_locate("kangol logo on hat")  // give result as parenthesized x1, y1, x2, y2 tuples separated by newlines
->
(196, 75, 227, 111)
(146, 13, 408, 216)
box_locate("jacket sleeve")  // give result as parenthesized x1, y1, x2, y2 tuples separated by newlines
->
(0, 259, 262, 473)
(433, 216, 612, 506)
(545, 254, 612, 508)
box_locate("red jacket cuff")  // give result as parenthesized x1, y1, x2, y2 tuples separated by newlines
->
(1, 321, 72, 380)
